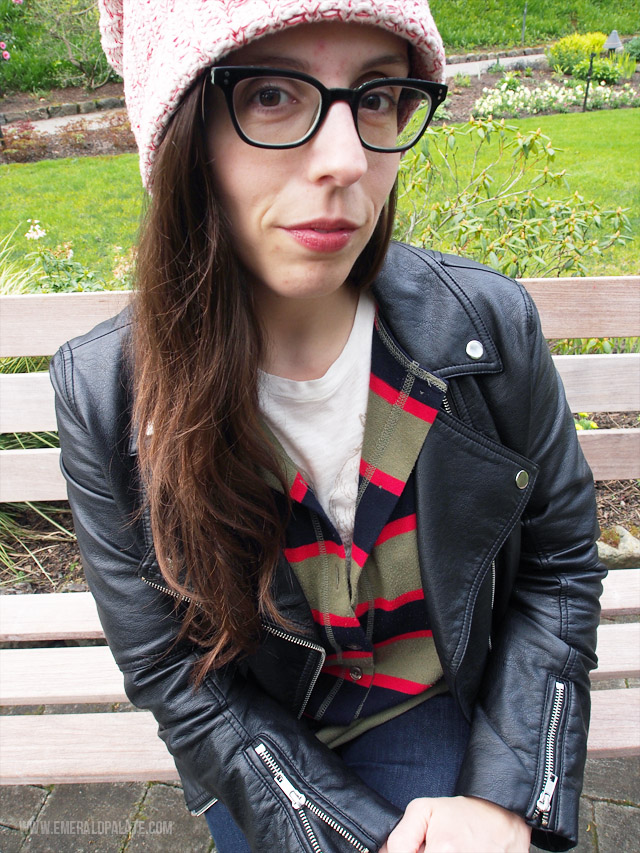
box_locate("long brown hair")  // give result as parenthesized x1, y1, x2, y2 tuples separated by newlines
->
(132, 74, 397, 682)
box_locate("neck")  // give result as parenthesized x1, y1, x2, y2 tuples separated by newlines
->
(257, 285, 359, 380)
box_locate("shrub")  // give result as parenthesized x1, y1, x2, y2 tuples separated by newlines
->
(547, 32, 607, 75)
(625, 36, 640, 61)
(394, 118, 632, 279)
(573, 57, 621, 86)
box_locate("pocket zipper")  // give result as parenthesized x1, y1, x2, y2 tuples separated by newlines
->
(533, 680, 565, 827)
(255, 742, 370, 853)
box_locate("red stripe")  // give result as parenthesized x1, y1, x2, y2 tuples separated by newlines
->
(375, 513, 417, 547)
(370, 374, 438, 423)
(374, 629, 433, 649)
(351, 542, 369, 568)
(359, 458, 404, 496)
(369, 672, 432, 695)
(370, 373, 400, 406)
(290, 472, 308, 503)
(354, 588, 425, 618)
(311, 609, 360, 628)
(321, 665, 432, 696)
(284, 540, 345, 563)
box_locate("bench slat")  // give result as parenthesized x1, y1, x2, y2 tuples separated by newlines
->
(2, 353, 637, 436)
(0, 712, 179, 785)
(0, 690, 636, 785)
(0, 646, 125, 705)
(0, 447, 66, 502)
(0, 567, 636, 647)
(600, 569, 640, 617)
(554, 353, 640, 413)
(0, 592, 103, 642)
(522, 276, 640, 338)
(0, 621, 634, 705)
(588, 689, 640, 756)
(1, 278, 638, 358)
(0, 372, 57, 432)
(591, 623, 640, 681)
(0, 292, 131, 358)
(577, 428, 640, 480)
(2, 427, 636, 503)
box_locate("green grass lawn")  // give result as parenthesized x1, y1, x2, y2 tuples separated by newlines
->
(0, 154, 143, 281)
(431, 0, 639, 50)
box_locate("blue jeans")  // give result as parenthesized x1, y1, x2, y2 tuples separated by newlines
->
(204, 693, 470, 853)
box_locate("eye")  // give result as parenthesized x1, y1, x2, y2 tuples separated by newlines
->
(255, 86, 289, 107)
(359, 89, 397, 114)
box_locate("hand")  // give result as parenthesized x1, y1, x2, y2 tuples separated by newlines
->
(380, 795, 531, 853)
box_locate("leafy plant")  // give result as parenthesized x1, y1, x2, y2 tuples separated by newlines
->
(625, 36, 640, 62)
(615, 51, 638, 80)
(574, 57, 621, 86)
(547, 32, 607, 75)
(453, 72, 471, 88)
(394, 118, 632, 279)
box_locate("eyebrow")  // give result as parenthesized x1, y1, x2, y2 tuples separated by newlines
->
(234, 52, 409, 74)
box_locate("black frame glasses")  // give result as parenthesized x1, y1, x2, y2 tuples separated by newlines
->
(210, 66, 448, 152)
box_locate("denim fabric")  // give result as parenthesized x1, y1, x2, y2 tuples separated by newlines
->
(204, 692, 470, 852)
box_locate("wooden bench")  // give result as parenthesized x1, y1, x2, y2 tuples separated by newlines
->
(1, 277, 639, 786)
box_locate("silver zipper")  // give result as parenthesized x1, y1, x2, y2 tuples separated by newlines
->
(487, 559, 496, 651)
(141, 574, 194, 604)
(442, 395, 453, 416)
(263, 623, 326, 719)
(254, 743, 370, 853)
(189, 795, 218, 816)
(533, 680, 565, 827)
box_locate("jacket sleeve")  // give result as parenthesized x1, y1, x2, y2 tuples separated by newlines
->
(50, 342, 402, 853)
(454, 286, 605, 852)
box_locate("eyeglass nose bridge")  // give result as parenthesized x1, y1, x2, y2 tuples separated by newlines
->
(307, 85, 364, 143)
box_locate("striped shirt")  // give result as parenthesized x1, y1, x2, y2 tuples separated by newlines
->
(269, 310, 448, 745)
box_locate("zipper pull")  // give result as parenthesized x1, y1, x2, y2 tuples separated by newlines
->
(255, 744, 306, 810)
(535, 773, 558, 817)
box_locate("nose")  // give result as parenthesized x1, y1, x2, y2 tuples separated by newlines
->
(305, 101, 368, 186)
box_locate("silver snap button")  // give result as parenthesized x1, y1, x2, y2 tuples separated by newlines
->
(466, 340, 484, 360)
(349, 666, 363, 681)
(515, 470, 529, 489)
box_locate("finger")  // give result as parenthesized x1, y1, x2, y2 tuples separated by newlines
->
(386, 799, 430, 853)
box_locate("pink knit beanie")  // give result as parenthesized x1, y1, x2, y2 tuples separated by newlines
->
(98, 1, 445, 189)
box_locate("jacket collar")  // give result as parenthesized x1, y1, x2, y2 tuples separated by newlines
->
(371, 243, 502, 379)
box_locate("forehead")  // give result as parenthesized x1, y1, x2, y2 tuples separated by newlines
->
(225, 21, 409, 73)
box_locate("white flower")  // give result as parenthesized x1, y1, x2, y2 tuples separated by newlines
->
(25, 220, 46, 241)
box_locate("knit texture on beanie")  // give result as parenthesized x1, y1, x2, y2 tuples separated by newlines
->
(98, 1, 445, 188)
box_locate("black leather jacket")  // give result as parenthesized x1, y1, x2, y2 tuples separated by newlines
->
(51, 244, 604, 852)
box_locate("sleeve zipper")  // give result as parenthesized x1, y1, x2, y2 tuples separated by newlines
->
(533, 680, 565, 827)
(255, 742, 370, 853)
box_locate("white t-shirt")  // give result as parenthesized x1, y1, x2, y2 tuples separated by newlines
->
(258, 292, 375, 549)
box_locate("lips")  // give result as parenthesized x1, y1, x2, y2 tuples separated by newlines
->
(283, 218, 359, 253)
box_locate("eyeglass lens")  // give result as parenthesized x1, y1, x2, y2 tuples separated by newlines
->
(231, 77, 433, 150)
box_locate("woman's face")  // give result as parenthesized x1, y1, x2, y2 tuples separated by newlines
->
(206, 22, 407, 306)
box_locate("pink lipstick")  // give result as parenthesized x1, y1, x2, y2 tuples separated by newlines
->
(284, 219, 358, 253)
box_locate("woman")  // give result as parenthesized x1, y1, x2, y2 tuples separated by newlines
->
(50, 2, 604, 851)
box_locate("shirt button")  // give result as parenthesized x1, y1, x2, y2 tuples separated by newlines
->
(515, 469, 529, 489)
(349, 666, 363, 681)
